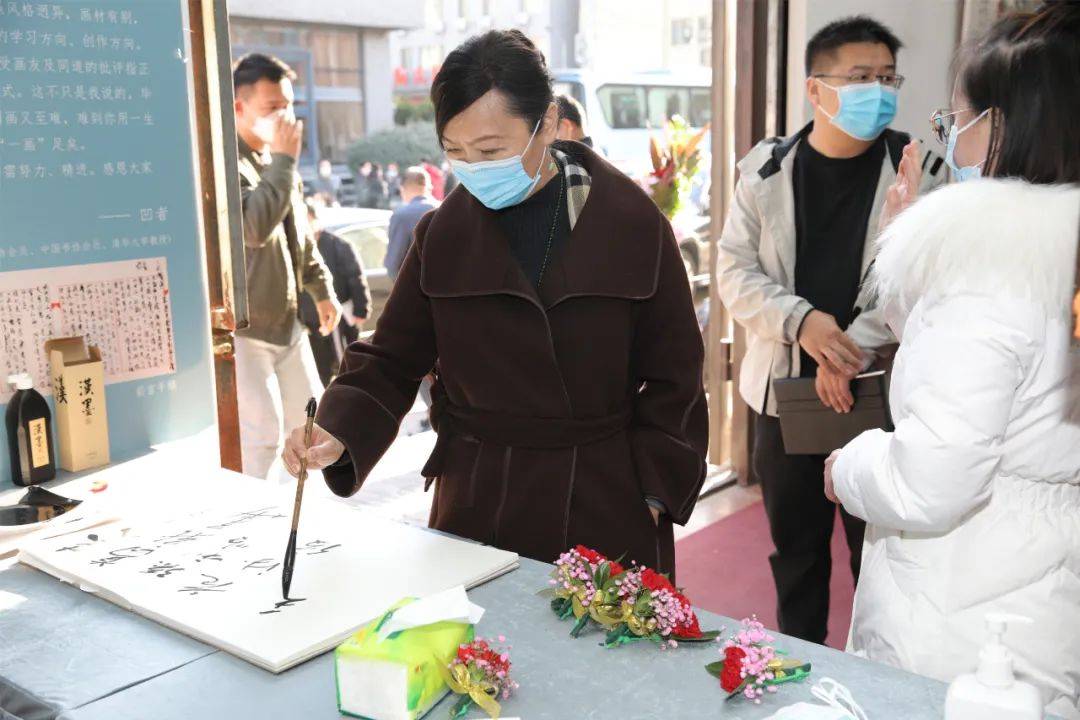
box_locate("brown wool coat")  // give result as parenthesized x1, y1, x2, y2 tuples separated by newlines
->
(318, 146, 708, 577)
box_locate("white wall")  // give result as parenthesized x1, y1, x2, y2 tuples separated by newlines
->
(785, 0, 961, 145)
(228, 0, 426, 30)
(363, 30, 396, 133)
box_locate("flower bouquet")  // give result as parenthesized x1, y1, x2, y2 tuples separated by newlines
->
(542, 545, 719, 648)
(441, 637, 518, 719)
(706, 617, 812, 703)
(646, 114, 709, 219)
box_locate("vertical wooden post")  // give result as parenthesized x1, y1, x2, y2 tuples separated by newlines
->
(708, 0, 786, 483)
(186, 0, 248, 472)
(706, 0, 732, 470)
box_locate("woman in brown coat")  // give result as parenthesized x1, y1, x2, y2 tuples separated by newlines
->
(283, 30, 707, 577)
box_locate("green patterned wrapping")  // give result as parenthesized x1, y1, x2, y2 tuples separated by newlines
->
(335, 598, 476, 720)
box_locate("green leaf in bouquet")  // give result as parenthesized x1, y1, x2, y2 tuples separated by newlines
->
(449, 694, 474, 719)
(550, 597, 574, 619)
(705, 660, 725, 678)
(603, 625, 641, 648)
(536, 587, 558, 598)
(570, 612, 591, 638)
(595, 562, 610, 589)
(633, 592, 653, 616)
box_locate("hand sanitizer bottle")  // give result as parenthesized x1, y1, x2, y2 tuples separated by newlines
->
(944, 613, 1043, 720)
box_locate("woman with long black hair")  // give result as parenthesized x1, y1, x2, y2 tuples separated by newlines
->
(282, 30, 707, 577)
(825, 3, 1080, 715)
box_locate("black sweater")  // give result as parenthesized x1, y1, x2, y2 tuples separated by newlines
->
(494, 163, 570, 289)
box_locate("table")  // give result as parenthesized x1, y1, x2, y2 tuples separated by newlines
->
(1, 555, 952, 720)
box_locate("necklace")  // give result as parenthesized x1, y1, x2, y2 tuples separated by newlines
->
(536, 161, 564, 288)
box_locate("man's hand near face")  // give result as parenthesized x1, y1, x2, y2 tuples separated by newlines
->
(270, 114, 303, 160)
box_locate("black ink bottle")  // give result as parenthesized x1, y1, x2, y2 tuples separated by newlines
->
(5, 374, 56, 486)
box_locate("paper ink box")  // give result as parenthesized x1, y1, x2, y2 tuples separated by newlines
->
(45, 336, 110, 472)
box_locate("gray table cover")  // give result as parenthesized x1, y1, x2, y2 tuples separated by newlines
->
(40, 558, 950, 720)
(0, 564, 215, 720)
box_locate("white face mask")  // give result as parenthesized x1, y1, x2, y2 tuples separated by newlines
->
(764, 679, 867, 720)
(251, 108, 293, 144)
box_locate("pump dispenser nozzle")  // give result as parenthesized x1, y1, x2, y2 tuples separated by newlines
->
(977, 613, 1033, 688)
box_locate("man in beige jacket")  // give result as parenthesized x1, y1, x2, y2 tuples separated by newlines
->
(232, 53, 338, 479)
(716, 17, 945, 645)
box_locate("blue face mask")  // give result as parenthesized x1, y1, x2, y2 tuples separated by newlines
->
(818, 80, 898, 141)
(945, 108, 989, 182)
(448, 119, 544, 210)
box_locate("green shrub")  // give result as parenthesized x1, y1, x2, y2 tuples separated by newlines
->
(346, 121, 443, 170)
(393, 103, 415, 126)
(393, 99, 436, 126)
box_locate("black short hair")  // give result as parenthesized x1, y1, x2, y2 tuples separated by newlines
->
(956, 1, 1080, 183)
(232, 53, 296, 93)
(431, 30, 553, 143)
(556, 93, 587, 130)
(805, 16, 902, 75)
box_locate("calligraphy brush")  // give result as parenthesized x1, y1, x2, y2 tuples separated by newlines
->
(282, 397, 316, 599)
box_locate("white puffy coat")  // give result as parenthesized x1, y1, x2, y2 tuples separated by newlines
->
(833, 178, 1080, 718)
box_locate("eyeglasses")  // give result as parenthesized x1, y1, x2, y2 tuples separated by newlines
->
(812, 72, 905, 89)
(929, 108, 986, 145)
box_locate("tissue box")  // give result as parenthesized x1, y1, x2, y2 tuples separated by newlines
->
(335, 598, 475, 720)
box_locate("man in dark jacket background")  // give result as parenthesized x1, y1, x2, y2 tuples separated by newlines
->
(300, 198, 371, 386)
(555, 94, 593, 148)
(385, 167, 439, 282)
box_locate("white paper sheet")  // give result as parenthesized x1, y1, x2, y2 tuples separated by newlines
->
(18, 498, 518, 672)
(0, 256, 176, 402)
(374, 585, 485, 640)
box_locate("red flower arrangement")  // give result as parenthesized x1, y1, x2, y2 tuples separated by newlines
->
(543, 545, 718, 648)
(443, 637, 518, 719)
(644, 115, 709, 219)
(705, 617, 812, 703)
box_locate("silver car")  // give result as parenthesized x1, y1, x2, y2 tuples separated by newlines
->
(318, 207, 393, 329)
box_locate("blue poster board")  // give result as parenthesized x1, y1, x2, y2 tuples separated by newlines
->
(0, 0, 215, 486)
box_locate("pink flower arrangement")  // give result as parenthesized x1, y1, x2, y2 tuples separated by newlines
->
(706, 617, 812, 703)
(546, 545, 718, 648)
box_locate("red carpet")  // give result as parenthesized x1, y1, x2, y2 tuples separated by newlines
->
(674, 501, 855, 649)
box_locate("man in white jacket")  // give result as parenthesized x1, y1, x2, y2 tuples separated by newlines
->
(717, 16, 944, 644)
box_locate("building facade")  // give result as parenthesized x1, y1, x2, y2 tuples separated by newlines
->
(389, 0, 552, 100)
(389, 0, 709, 105)
(227, 0, 425, 167)
(576, 0, 710, 72)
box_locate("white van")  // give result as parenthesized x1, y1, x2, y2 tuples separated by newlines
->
(552, 69, 712, 178)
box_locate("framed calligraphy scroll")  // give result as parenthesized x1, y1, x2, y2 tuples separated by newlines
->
(0, 0, 226, 485)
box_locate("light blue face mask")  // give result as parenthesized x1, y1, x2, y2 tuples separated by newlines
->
(817, 80, 898, 141)
(448, 119, 544, 210)
(945, 108, 989, 182)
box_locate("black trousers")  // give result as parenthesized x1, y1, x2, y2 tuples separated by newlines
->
(306, 321, 360, 388)
(753, 411, 865, 645)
